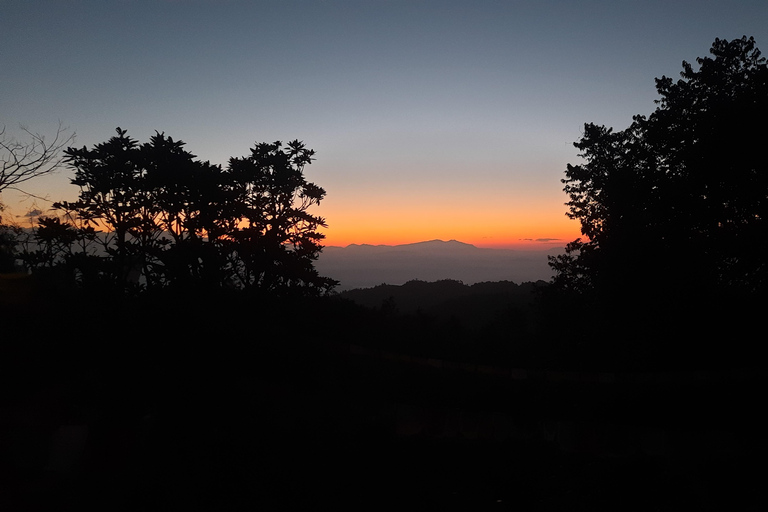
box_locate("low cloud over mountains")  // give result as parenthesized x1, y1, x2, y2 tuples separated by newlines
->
(316, 239, 563, 290)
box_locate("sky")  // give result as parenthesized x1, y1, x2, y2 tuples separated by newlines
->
(2, 0, 767, 249)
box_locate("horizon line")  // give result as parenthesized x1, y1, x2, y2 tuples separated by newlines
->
(323, 238, 571, 250)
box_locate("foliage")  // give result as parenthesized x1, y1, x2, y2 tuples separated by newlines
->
(551, 36, 768, 303)
(0, 122, 73, 274)
(226, 140, 333, 292)
(22, 128, 336, 295)
(0, 204, 22, 272)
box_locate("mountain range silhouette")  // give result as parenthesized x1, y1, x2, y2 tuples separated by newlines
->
(316, 239, 562, 290)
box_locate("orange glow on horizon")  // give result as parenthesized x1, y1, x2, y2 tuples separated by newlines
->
(318, 208, 583, 250)
(320, 233, 580, 250)
(314, 180, 583, 250)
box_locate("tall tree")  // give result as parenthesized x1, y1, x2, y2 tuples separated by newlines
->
(138, 132, 228, 287)
(227, 140, 336, 293)
(58, 128, 152, 291)
(551, 36, 768, 305)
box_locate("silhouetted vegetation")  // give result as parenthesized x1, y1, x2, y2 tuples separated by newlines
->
(2, 38, 767, 510)
(549, 36, 768, 348)
(0, 207, 21, 273)
(339, 279, 546, 363)
(0, 123, 74, 273)
(2, 282, 764, 510)
(0, 122, 75, 196)
(18, 128, 336, 296)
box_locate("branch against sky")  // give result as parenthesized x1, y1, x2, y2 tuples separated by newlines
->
(0, 122, 75, 196)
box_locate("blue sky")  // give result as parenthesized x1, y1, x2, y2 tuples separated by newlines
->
(2, 0, 767, 247)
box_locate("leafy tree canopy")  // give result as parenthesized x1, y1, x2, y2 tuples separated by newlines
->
(551, 36, 768, 306)
(23, 128, 337, 296)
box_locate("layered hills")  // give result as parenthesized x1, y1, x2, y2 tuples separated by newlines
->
(316, 239, 562, 291)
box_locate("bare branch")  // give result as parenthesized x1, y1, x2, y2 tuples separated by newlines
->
(0, 121, 75, 194)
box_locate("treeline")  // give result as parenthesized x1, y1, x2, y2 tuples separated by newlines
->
(336, 279, 546, 366)
(340, 279, 544, 313)
(10, 129, 336, 296)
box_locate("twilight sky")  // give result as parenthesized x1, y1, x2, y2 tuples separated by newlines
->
(2, 0, 767, 249)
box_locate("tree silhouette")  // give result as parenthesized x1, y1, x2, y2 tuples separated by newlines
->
(551, 36, 768, 307)
(0, 208, 21, 272)
(57, 128, 150, 291)
(226, 140, 334, 292)
(140, 133, 232, 289)
(42, 128, 336, 295)
(0, 122, 74, 195)
(0, 122, 74, 273)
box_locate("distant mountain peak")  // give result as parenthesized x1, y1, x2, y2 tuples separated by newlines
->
(316, 239, 558, 290)
(343, 243, 390, 249)
(397, 239, 477, 249)
(339, 239, 478, 250)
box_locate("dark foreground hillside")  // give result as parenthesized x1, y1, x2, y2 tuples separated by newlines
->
(1, 289, 765, 510)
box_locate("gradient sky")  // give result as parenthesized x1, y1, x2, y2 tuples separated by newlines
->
(2, 0, 767, 249)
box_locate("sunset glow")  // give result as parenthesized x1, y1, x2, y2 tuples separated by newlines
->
(2, 1, 765, 256)
(317, 204, 581, 249)
(2, 4, 765, 506)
